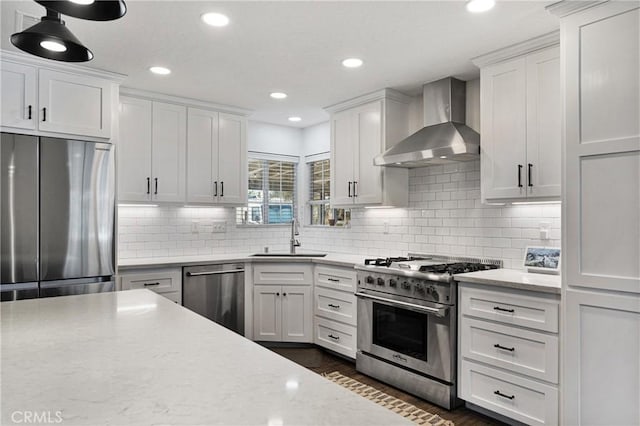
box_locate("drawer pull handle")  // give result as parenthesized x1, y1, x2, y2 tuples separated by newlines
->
(493, 306, 515, 313)
(494, 390, 515, 400)
(494, 344, 515, 352)
(328, 303, 340, 309)
(328, 334, 340, 340)
(144, 282, 160, 286)
(327, 278, 340, 282)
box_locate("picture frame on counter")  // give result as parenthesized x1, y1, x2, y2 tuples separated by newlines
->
(524, 246, 561, 274)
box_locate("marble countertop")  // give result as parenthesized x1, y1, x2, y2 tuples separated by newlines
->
(454, 268, 562, 294)
(117, 252, 369, 270)
(1, 290, 411, 426)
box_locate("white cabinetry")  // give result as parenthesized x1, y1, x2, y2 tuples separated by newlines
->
(327, 90, 411, 207)
(458, 282, 560, 426)
(313, 265, 358, 359)
(252, 264, 313, 343)
(118, 96, 186, 203)
(1, 51, 119, 139)
(119, 268, 182, 304)
(475, 35, 561, 202)
(186, 108, 247, 205)
(548, 2, 640, 425)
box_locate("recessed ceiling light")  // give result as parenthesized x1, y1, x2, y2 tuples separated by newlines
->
(342, 58, 363, 68)
(288, 116, 301, 122)
(440, 155, 447, 159)
(69, 0, 95, 4)
(40, 40, 67, 52)
(466, 0, 495, 13)
(201, 12, 230, 27)
(149, 66, 171, 75)
(270, 92, 287, 99)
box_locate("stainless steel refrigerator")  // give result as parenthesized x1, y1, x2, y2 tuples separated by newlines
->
(1, 133, 115, 301)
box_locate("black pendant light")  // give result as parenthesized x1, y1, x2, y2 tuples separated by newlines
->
(34, 0, 126, 21)
(11, 9, 93, 62)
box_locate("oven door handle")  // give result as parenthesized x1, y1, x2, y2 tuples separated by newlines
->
(355, 292, 448, 317)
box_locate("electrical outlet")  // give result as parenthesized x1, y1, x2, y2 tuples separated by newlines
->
(539, 221, 551, 240)
(191, 220, 199, 234)
(212, 221, 226, 233)
(383, 222, 389, 234)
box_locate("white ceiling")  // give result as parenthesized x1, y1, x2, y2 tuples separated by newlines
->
(1, 1, 559, 128)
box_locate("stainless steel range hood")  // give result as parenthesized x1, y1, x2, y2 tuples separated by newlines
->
(374, 77, 480, 168)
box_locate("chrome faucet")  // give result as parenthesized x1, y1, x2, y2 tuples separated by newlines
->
(290, 219, 301, 254)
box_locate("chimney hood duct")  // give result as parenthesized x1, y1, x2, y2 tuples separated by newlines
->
(374, 77, 480, 168)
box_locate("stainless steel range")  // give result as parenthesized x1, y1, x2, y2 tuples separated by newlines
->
(355, 254, 501, 410)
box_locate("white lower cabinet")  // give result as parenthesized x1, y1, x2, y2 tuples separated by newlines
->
(458, 282, 560, 425)
(119, 267, 182, 304)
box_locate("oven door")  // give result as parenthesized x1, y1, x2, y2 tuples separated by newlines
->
(356, 291, 455, 383)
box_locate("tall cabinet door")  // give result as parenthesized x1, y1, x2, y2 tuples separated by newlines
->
(561, 3, 640, 426)
(151, 102, 186, 203)
(481, 57, 528, 200)
(217, 113, 247, 205)
(186, 108, 218, 203)
(38, 69, 112, 138)
(330, 109, 354, 206)
(118, 97, 152, 202)
(353, 100, 383, 205)
(525, 46, 561, 198)
(253, 285, 282, 341)
(282, 286, 312, 343)
(1, 62, 37, 130)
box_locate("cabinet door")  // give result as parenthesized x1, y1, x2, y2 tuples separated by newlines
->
(1, 62, 37, 130)
(118, 97, 152, 202)
(282, 285, 312, 343)
(217, 113, 247, 205)
(253, 285, 281, 341)
(481, 58, 527, 200)
(330, 109, 354, 206)
(353, 100, 383, 205)
(186, 108, 218, 203)
(151, 102, 186, 203)
(526, 47, 561, 198)
(38, 69, 111, 138)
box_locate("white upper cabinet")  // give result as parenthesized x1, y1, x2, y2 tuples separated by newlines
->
(118, 97, 152, 202)
(1, 51, 120, 139)
(151, 102, 186, 203)
(475, 36, 561, 202)
(186, 109, 247, 205)
(327, 89, 411, 208)
(38, 69, 112, 139)
(1, 62, 37, 130)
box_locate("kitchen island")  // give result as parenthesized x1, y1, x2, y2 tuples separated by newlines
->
(1, 290, 410, 426)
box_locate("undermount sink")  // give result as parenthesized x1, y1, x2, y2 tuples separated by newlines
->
(250, 253, 327, 257)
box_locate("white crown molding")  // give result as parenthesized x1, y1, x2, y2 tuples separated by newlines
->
(120, 87, 252, 116)
(324, 88, 413, 114)
(0, 49, 127, 82)
(546, 0, 607, 18)
(471, 31, 560, 68)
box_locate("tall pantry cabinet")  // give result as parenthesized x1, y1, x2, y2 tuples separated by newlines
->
(548, 2, 640, 425)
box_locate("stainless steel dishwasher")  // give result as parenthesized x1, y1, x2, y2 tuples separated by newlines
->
(183, 264, 245, 335)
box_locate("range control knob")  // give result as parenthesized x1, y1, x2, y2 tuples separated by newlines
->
(389, 279, 397, 287)
(377, 278, 385, 286)
(365, 276, 374, 284)
(430, 287, 440, 301)
(414, 283, 425, 293)
(401, 281, 411, 290)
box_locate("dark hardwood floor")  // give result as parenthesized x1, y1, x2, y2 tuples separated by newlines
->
(269, 346, 506, 426)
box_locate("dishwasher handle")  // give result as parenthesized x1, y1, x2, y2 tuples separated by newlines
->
(186, 269, 244, 277)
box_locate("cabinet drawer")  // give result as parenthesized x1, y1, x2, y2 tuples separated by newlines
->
(253, 263, 312, 285)
(461, 317, 559, 383)
(460, 360, 558, 426)
(159, 291, 181, 304)
(315, 266, 357, 292)
(460, 284, 559, 332)
(120, 268, 182, 294)
(315, 287, 356, 326)
(315, 317, 356, 359)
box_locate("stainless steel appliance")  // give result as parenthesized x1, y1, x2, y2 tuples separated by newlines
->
(1, 133, 115, 301)
(355, 254, 500, 409)
(183, 264, 245, 335)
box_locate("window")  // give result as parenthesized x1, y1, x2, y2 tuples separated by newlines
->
(237, 158, 297, 225)
(308, 158, 350, 226)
